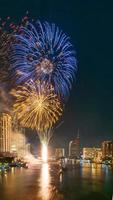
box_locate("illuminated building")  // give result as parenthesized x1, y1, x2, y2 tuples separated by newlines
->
(69, 132, 80, 158)
(0, 113, 12, 154)
(55, 148, 65, 159)
(102, 141, 113, 160)
(11, 115, 26, 158)
(11, 130, 26, 158)
(83, 147, 102, 162)
(94, 149, 102, 163)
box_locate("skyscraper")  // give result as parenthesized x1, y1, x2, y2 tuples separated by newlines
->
(11, 115, 26, 158)
(69, 131, 80, 158)
(0, 113, 12, 154)
(11, 131, 26, 158)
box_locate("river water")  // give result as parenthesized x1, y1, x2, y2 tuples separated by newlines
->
(0, 163, 113, 200)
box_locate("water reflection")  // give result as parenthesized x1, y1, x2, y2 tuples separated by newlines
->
(0, 171, 8, 185)
(38, 163, 51, 200)
(0, 163, 112, 200)
(38, 163, 64, 200)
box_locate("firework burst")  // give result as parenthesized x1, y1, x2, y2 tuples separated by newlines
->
(0, 15, 29, 84)
(10, 21, 77, 100)
(11, 80, 63, 132)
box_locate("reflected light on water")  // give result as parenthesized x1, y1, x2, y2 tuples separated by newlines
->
(38, 163, 51, 200)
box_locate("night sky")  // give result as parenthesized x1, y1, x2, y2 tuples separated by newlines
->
(0, 0, 113, 151)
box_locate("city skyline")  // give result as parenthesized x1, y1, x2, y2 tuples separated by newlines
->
(0, 111, 112, 160)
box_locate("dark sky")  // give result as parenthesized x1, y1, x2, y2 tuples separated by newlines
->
(0, 0, 113, 150)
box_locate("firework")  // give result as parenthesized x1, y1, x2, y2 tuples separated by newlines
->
(41, 144, 48, 162)
(38, 128, 53, 145)
(10, 21, 77, 99)
(39, 128, 53, 162)
(11, 80, 63, 132)
(0, 15, 29, 84)
(0, 32, 11, 83)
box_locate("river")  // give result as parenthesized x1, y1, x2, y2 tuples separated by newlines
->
(0, 163, 113, 200)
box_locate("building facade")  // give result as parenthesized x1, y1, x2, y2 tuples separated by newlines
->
(0, 113, 12, 154)
(102, 141, 113, 160)
(10, 114, 26, 158)
(11, 132, 26, 158)
(11, 128, 26, 158)
(69, 135, 80, 158)
(83, 147, 102, 162)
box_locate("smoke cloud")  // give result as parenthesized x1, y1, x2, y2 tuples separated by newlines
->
(0, 83, 12, 113)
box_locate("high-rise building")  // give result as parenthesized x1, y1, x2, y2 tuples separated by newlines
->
(102, 141, 113, 160)
(0, 113, 12, 154)
(11, 131, 26, 158)
(10, 115, 26, 158)
(55, 148, 65, 159)
(69, 132, 80, 158)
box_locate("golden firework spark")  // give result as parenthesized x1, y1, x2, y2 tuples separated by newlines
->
(11, 80, 63, 132)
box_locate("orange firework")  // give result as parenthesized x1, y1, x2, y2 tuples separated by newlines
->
(11, 80, 63, 132)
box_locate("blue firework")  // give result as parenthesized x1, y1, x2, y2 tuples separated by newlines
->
(10, 21, 77, 100)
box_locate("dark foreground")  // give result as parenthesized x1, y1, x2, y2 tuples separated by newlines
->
(0, 163, 113, 200)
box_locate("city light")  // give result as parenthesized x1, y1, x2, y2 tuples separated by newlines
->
(42, 143, 48, 163)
